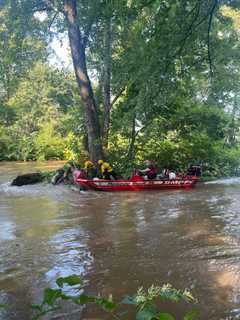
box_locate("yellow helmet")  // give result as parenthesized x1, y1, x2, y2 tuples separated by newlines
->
(98, 159, 104, 165)
(84, 160, 94, 169)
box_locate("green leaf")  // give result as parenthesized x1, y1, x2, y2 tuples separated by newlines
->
(121, 295, 137, 305)
(69, 293, 117, 310)
(56, 275, 83, 288)
(158, 313, 175, 320)
(0, 304, 8, 309)
(78, 294, 95, 304)
(42, 288, 62, 306)
(184, 310, 200, 320)
(73, 294, 95, 305)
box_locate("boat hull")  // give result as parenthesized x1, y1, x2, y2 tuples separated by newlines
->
(75, 177, 197, 192)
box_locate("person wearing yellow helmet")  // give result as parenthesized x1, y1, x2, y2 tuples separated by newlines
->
(97, 160, 117, 180)
(97, 160, 104, 166)
(84, 160, 94, 169)
(84, 160, 98, 179)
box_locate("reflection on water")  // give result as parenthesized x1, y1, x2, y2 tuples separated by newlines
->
(205, 177, 240, 185)
(0, 220, 16, 241)
(1, 162, 240, 319)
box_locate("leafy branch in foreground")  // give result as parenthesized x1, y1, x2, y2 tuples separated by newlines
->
(31, 275, 199, 320)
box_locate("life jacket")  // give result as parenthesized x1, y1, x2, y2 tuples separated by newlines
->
(148, 165, 157, 175)
(147, 165, 158, 179)
(163, 168, 170, 176)
(169, 172, 176, 180)
(73, 170, 86, 181)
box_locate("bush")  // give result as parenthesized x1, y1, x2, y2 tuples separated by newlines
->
(31, 275, 199, 320)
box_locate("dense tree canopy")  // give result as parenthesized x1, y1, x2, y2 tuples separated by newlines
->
(0, 0, 240, 175)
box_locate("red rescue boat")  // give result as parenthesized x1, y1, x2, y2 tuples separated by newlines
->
(75, 175, 198, 192)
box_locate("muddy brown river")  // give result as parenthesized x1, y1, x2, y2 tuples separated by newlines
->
(1, 162, 240, 319)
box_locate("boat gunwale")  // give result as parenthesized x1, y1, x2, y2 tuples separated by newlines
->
(75, 176, 198, 191)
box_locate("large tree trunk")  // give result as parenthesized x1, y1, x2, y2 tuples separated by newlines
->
(102, 16, 112, 148)
(64, 0, 103, 163)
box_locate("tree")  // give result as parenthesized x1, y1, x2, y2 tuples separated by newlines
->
(2, 0, 240, 175)
(0, 0, 47, 125)
(63, 0, 103, 163)
(1, 63, 83, 161)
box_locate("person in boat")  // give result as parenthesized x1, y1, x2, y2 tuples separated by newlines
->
(139, 160, 158, 180)
(51, 161, 82, 185)
(97, 160, 117, 180)
(84, 160, 98, 179)
(162, 167, 170, 179)
(169, 171, 176, 180)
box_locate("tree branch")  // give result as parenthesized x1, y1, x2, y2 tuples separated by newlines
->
(164, 0, 219, 73)
(48, 11, 59, 31)
(110, 86, 126, 109)
(207, 0, 218, 77)
(82, 17, 95, 48)
(164, 0, 201, 72)
(127, 112, 136, 160)
(34, 0, 64, 13)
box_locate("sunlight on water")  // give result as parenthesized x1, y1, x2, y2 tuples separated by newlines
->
(0, 221, 16, 241)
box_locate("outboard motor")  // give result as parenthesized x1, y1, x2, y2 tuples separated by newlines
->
(187, 165, 202, 177)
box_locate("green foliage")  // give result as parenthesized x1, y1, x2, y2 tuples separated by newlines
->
(31, 275, 198, 320)
(0, 63, 84, 161)
(0, 0, 47, 106)
(56, 274, 83, 288)
(33, 123, 65, 161)
(122, 284, 196, 320)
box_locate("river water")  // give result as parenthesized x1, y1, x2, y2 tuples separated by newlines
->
(1, 162, 240, 320)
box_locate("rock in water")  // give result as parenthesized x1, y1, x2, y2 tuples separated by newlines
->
(11, 173, 44, 186)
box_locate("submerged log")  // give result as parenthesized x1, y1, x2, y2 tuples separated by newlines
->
(11, 173, 45, 186)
